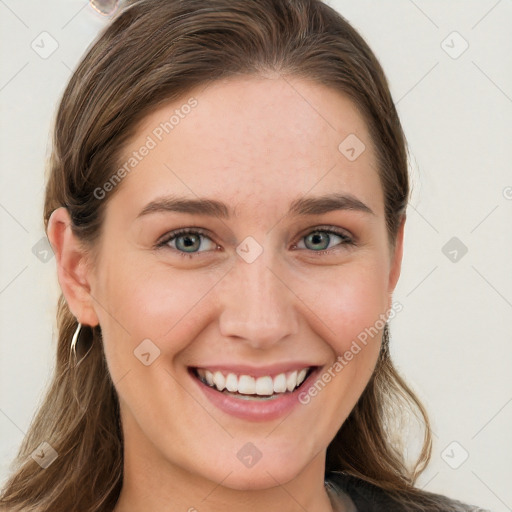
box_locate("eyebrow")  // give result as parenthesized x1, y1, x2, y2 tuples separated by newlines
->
(136, 192, 375, 219)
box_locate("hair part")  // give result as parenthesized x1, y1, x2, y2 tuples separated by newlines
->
(1, 1, 447, 510)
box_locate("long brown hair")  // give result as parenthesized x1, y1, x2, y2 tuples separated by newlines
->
(1, 1, 452, 510)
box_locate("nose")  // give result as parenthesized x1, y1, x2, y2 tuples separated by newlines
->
(217, 250, 299, 350)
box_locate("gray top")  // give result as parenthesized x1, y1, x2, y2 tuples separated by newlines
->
(325, 471, 492, 512)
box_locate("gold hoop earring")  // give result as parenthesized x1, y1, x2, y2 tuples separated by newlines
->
(70, 322, 93, 366)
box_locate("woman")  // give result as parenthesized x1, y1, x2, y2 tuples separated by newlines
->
(0, 1, 491, 510)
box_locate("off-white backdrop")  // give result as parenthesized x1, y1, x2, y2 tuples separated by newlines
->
(1, 1, 511, 510)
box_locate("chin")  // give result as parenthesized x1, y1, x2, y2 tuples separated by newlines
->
(219, 453, 307, 491)
(221, 468, 299, 491)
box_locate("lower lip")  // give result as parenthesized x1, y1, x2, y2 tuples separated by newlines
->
(189, 367, 321, 422)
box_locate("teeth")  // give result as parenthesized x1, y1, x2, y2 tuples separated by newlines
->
(212, 371, 226, 391)
(196, 367, 312, 395)
(297, 368, 307, 385)
(273, 373, 287, 393)
(286, 370, 298, 392)
(239, 375, 256, 394)
(225, 373, 238, 392)
(255, 376, 273, 396)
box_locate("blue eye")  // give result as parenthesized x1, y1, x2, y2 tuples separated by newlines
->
(157, 228, 217, 256)
(156, 226, 354, 257)
(294, 228, 353, 254)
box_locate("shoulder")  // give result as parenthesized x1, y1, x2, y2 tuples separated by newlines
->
(325, 471, 492, 512)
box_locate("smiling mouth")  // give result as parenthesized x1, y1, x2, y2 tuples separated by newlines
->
(189, 366, 317, 400)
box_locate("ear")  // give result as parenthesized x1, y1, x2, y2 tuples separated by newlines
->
(387, 214, 406, 302)
(46, 207, 99, 327)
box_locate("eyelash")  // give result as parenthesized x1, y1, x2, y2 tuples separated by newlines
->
(156, 226, 355, 258)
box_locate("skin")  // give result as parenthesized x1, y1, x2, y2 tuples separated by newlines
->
(48, 74, 404, 512)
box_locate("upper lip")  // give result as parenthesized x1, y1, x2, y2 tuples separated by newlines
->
(189, 362, 321, 378)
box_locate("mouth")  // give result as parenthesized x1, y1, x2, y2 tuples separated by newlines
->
(188, 366, 318, 401)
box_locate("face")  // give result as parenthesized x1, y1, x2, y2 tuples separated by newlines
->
(78, 75, 403, 490)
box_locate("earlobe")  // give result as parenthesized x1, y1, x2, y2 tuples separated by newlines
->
(46, 207, 99, 327)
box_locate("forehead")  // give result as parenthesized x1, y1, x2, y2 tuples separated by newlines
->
(108, 75, 383, 219)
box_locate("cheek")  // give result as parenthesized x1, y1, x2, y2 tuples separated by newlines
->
(294, 257, 390, 353)
(92, 259, 215, 415)
(290, 260, 390, 438)
(94, 253, 219, 356)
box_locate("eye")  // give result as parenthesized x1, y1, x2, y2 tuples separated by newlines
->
(293, 227, 354, 254)
(156, 228, 218, 257)
(156, 225, 355, 258)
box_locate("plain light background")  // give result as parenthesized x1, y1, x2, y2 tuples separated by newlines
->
(0, 1, 511, 510)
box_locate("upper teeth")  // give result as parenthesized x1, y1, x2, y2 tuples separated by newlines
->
(196, 368, 311, 395)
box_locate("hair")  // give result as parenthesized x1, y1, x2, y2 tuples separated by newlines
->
(0, 1, 456, 510)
